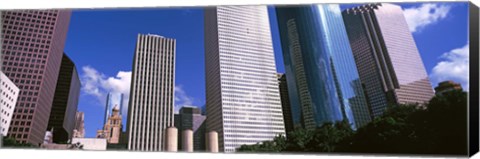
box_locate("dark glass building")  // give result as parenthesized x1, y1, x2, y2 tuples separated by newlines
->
(47, 53, 80, 143)
(342, 3, 435, 118)
(277, 73, 294, 135)
(174, 106, 206, 151)
(276, 4, 371, 130)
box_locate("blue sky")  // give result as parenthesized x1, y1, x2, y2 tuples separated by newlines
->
(63, 2, 469, 137)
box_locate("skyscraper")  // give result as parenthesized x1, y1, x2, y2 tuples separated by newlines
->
(104, 92, 124, 126)
(127, 34, 176, 151)
(174, 106, 206, 151)
(342, 3, 435, 118)
(0, 71, 19, 136)
(277, 73, 294, 135)
(204, 6, 286, 152)
(47, 53, 81, 143)
(73, 111, 85, 138)
(1, 10, 71, 145)
(276, 4, 371, 130)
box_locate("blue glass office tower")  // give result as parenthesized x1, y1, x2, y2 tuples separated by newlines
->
(276, 4, 372, 130)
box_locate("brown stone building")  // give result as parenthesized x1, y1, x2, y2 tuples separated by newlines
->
(434, 80, 463, 95)
(96, 105, 122, 144)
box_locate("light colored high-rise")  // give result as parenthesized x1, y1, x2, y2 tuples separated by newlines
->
(127, 34, 176, 151)
(204, 6, 286, 152)
(0, 71, 19, 136)
(342, 3, 435, 118)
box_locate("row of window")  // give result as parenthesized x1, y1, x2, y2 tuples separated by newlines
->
(1, 81, 17, 94)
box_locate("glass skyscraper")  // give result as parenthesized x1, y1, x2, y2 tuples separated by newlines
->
(276, 4, 371, 130)
(104, 92, 124, 125)
(342, 3, 435, 118)
(47, 53, 81, 143)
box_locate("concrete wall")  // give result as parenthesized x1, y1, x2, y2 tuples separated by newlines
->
(71, 138, 107, 150)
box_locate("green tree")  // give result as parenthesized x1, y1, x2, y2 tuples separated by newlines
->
(284, 128, 314, 152)
(237, 134, 286, 152)
(422, 90, 468, 154)
(341, 104, 422, 153)
(237, 90, 468, 155)
(306, 120, 354, 152)
(2, 136, 36, 148)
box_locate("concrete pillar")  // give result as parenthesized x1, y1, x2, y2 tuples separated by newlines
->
(182, 129, 193, 152)
(165, 127, 178, 152)
(206, 131, 218, 153)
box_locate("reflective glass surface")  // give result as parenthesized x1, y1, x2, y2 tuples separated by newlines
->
(276, 4, 371, 129)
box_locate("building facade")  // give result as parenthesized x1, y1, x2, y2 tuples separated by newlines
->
(73, 111, 85, 138)
(97, 106, 122, 144)
(104, 92, 123, 126)
(276, 4, 371, 130)
(277, 73, 294, 135)
(342, 3, 435, 118)
(204, 6, 286, 152)
(174, 106, 206, 151)
(0, 71, 19, 136)
(127, 34, 176, 151)
(1, 10, 71, 145)
(47, 53, 81, 143)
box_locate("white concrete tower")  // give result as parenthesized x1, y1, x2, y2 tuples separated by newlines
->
(127, 34, 176, 151)
(204, 6, 286, 152)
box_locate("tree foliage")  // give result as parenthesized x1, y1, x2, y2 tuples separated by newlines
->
(2, 136, 36, 148)
(237, 90, 468, 155)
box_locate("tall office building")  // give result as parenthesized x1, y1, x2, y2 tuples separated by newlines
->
(127, 34, 176, 151)
(1, 10, 71, 145)
(104, 92, 124, 125)
(46, 53, 81, 143)
(73, 111, 85, 138)
(174, 106, 206, 151)
(342, 3, 435, 118)
(204, 6, 286, 152)
(276, 4, 371, 130)
(277, 73, 294, 135)
(1, 71, 20, 136)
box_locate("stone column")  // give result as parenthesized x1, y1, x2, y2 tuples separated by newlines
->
(206, 131, 218, 153)
(165, 127, 178, 152)
(182, 129, 193, 152)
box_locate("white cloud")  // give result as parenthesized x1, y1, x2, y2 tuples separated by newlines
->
(403, 3, 451, 33)
(80, 66, 196, 115)
(327, 4, 341, 16)
(80, 66, 132, 115)
(174, 85, 195, 113)
(430, 43, 469, 91)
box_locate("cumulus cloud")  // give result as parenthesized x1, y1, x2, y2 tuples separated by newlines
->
(80, 65, 197, 115)
(80, 66, 132, 115)
(403, 3, 452, 33)
(430, 43, 469, 91)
